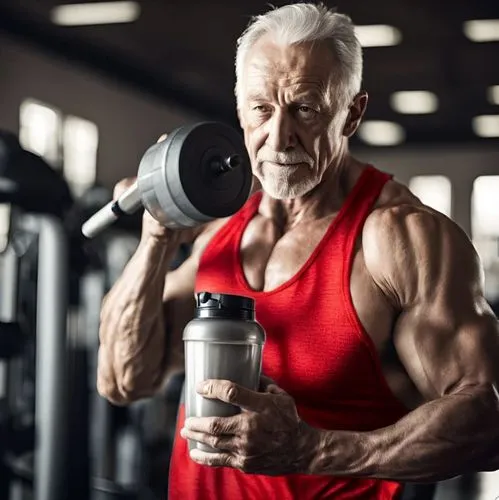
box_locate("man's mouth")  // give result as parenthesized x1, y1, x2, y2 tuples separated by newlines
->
(264, 161, 303, 167)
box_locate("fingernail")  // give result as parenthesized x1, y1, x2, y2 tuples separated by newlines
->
(196, 381, 208, 394)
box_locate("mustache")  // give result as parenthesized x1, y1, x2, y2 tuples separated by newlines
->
(256, 149, 313, 165)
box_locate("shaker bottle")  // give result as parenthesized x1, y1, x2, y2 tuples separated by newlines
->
(183, 291, 266, 452)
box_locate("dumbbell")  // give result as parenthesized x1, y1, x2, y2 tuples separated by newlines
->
(81, 122, 252, 238)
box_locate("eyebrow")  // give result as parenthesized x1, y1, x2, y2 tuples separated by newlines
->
(245, 91, 271, 102)
(293, 92, 324, 103)
(245, 90, 325, 103)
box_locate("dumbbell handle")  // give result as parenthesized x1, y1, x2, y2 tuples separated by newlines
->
(81, 182, 142, 238)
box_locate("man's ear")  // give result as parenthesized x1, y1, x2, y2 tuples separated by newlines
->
(237, 106, 245, 128)
(343, 91, 368, 138)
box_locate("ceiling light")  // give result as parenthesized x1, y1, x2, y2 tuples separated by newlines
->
(472, 115, 499, 138)
(390, 91, 438, 114)
(463, 20, 499, 42)
(51, 1, 140, 26)
(488, 86, 499, 105)
(358, 121, 405, 146)
(354, 25, 402, 47)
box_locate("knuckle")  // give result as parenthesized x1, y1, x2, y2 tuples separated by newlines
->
(96, 379, 124, 406)
(239, 456, 250, 472)
(204, 380, 216, 395)
(238, 435, 250, 453)
(225, 382, 238, 402)
(209, 418, 223, 435)
(244, 414, 257, 433)
(113, 177, 135, 198)
(121, 367, 138, 394)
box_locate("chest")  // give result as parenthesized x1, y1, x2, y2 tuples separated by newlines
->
(240, 216, 333, 291)
(196, 210, 415, 408)
(239, 216, 393, 348)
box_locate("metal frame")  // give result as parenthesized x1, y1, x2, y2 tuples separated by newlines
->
(0, 243, 20, 403)
(31, 214, 69, 500)
(1, 212, 70, 500)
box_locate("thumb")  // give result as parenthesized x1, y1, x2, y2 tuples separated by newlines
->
(113, 176, 136, 199)
(259, 375, 285, 394)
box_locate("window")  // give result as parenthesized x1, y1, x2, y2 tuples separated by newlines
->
(472, 176, 499, 239)
(409, 175, 452, 217)
(19, 99, 99, 196)
(0, 204, 11, 253)
(471, 176, 499, 300)
(63, 116, 98, 196)
(19, 99, 62, 167)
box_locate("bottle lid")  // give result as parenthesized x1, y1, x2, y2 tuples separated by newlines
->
(195, 291, 254, 315)
(184, 292, 264, 344)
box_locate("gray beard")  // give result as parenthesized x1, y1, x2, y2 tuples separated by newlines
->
(258, 163, 318, 199)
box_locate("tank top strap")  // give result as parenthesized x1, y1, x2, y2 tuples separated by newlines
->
(337, 165, 393, 245)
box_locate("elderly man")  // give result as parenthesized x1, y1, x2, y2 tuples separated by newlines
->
(97, 3, 499, 499)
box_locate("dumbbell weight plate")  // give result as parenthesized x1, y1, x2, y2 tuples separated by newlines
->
(137, 122, 252, 229)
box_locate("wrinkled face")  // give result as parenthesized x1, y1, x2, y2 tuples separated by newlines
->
(238, 36, 365, 199)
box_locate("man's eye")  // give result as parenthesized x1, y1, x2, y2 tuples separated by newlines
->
(298, 105, 315, 115)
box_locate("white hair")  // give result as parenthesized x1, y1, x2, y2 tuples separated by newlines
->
(235, 2, 363, 109)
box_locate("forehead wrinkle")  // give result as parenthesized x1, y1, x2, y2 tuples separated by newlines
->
(245, 75, 332, 108)
(242, 39, 339, 108)
(246, 54, 329, 83)
(248, 36, 334, 72)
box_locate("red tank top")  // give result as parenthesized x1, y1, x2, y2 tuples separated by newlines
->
(169, 166, 408, 499)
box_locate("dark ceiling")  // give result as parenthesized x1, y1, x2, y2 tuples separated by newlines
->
(0, 0, 498, 147)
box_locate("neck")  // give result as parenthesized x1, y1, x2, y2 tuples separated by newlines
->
(259, 149, 365, 229)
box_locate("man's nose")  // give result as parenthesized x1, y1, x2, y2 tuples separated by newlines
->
(265, 109, 297, 151)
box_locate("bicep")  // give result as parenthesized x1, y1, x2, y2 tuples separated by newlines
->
(393, 299, 499, 401)
(161, 218, 229, 371)
(161, 257, 198, 373)
(162, 217, 228, 308)
(365, 204, 499, 401)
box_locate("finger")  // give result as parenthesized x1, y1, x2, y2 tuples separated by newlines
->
(259, 375, 277, 391)
(113, 177, 136, 199)
(156, 133, 168, 143)
(260, 375, 286, 394)
(180, 428, 239, 452)
(266, 384, 286, 395)
(184, 414, 243, 435)
(189, 448, 239, 469)
(198, 379, 266, 411)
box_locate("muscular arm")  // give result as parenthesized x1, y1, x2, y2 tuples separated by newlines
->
(97, 233, 188, 405)
(97, 220, 224, 405)
(308, 205, 499, 482)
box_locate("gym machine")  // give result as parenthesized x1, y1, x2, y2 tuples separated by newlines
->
(0, 131, 86, 500)
(0, 120, 253, 500)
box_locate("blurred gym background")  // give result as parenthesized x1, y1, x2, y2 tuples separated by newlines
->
(0, 1, 498, 499)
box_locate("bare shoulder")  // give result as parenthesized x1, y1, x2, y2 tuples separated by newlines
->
(362, 184, 483, 308)
(375, 177, 419, 208)
(190, 185, 261, 258)
(189, 216, 231, 259)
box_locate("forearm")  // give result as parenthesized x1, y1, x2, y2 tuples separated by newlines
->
(97, 236, 179, 403)
(308, 384, 499, 482)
